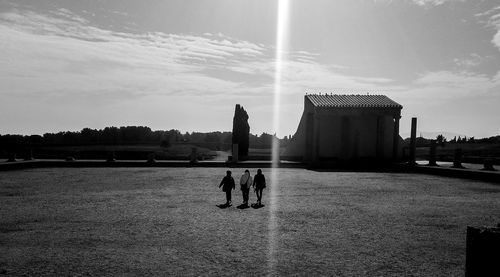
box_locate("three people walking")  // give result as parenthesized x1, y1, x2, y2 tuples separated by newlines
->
(219, 169, 266, 208)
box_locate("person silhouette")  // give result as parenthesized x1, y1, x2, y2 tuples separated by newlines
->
(239, 169, 252, 207)
(219, 170, 235, 206)
(252, 169, 266, 206)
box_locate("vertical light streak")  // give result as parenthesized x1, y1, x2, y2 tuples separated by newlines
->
(269, 0, 289, 275)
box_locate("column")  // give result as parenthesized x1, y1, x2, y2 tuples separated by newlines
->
(392, 116, 400, 161)
(311, 113, 320, 163)
(409, 117, 417, 165)
(376, 116, 385, 159)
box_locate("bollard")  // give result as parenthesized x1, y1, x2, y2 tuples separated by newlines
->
(453, 148, 464, 168)
(147, 153, 156, 163)
(428, 140, 437, 166)
(190, 147, 197, 164)
(24, 149, 34, 161)
(465, 226, 500, 277)
(482, 159, 496, 171)
(106, 151, 116, 162)
(7, 152, 16, 162)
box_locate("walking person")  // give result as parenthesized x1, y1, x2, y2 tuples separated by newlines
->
(239, 170, 252, 207)
(252, 169, 266, 206)
(219, 170, 235, 206)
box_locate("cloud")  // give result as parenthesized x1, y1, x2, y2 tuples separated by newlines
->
(474, 5, 500, 51)
(5, 6, 497, 137)
(0, 9, 272, 100)
(411, 0, 465, 6)
(0, 7, 404, 135)
(453, 53, 484, 68)
(376, 0, 466, 6)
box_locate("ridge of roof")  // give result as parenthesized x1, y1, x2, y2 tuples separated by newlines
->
(305, 94, 402, 109)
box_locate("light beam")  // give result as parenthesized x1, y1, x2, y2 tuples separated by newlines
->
(268, 0, 289, 274)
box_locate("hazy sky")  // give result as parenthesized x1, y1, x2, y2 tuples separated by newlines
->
(1, 0, 499, 138)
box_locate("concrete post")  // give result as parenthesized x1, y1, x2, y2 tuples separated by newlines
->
(428, 140, 437, 166)
(106, 151, 116, 162)
(453, 148, 463, 168)
(232, 144, 238, 163)
(24, 149, 34, 161)
(465, 226, 500, 277)
(392, 116, 400, 161)
(409, 117, 417, 165)
(483, 159, 496, 171)
(147, 152, 156, 163)
(189, 148, 197, 163)
(7, 152, 16, 162)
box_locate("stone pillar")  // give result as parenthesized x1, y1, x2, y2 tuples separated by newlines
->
(189, 148, 197, 163)
(453, 148, 463, 168)
(232, 144, 238, 163)
(409, 117, 417, 165)
(311, 113, 320, 163)
(465, 226, 500, 277)
(24, 149, 34, 161)
(341, 116, 351, 159)
(106, 151, 116, 162)
(428, 140, 437, 166)
(7, 152, 16, 162)
(147, 152, 156, 163)
(305, 113, 314, 162)
(483, 159, 496, 171)
(376, 116, 386, 159)
(392, 116, 400, 161)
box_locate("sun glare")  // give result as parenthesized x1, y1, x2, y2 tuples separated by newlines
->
(269, 0, 290, 274)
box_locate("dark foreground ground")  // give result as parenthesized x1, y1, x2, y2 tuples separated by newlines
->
(1, 168, 499, 276)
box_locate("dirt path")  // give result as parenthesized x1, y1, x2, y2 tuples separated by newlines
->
(212, 150, 229, 161)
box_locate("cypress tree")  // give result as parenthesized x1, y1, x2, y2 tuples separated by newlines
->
(232, 104, 250, 157)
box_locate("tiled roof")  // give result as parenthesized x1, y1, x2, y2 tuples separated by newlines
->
(306, 94, 402, 109)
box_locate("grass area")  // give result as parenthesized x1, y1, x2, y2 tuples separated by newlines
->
(415, 143, 500, 164)
(27, 144, 216, 160)
(1, 168, 499, 276)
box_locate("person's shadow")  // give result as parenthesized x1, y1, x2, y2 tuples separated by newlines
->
(251, 203, 265, 209)
(216, 203, 231, 209)
(236, 203, 250, 209)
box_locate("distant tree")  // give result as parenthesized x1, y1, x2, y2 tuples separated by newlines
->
(436, 134, 446, 147)
(160, 139, 171, 148)
(183, 132, 190, 142)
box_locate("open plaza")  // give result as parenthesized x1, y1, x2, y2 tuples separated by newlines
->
(1, 167, 499, 276)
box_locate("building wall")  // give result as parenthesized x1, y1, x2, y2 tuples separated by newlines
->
(284, 104, 402, 162)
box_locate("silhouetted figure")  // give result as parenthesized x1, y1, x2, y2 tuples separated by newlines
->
(252, 169, 266, 206)
(239, 170, 252, 207)
(219, 170, 235, 206)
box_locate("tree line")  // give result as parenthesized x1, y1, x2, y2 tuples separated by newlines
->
(405, 134, 500, 147)
(0, 126, 289, 151)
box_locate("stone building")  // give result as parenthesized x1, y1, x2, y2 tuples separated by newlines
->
(284, 94, 403, 163)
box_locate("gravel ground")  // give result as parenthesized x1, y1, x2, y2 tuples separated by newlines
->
(1, 168, 499, 276)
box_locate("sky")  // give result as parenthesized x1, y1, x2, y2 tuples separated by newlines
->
(1, 0, 500, 139)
